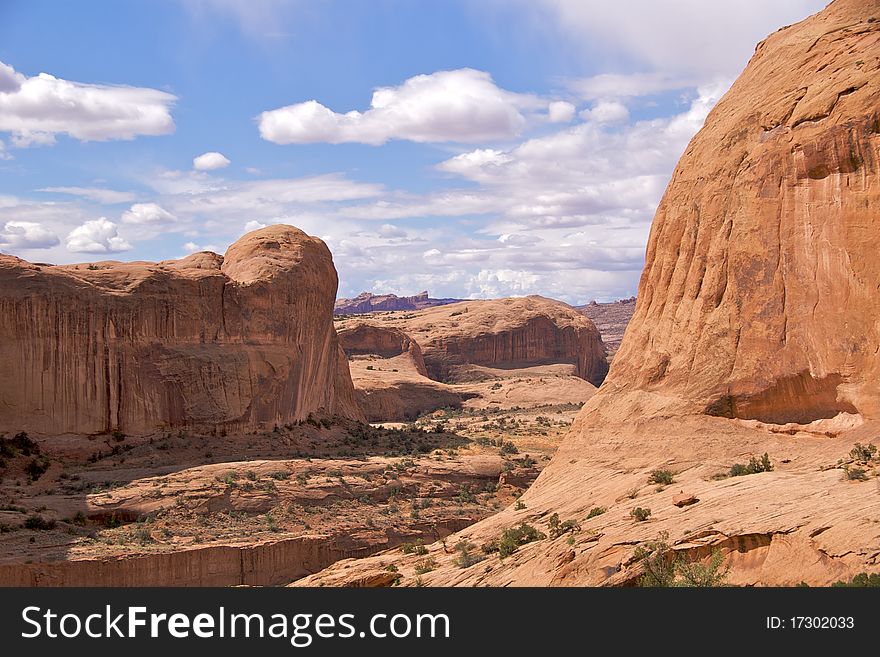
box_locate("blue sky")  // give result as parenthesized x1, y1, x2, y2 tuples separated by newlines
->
(0, 0, 826, 302)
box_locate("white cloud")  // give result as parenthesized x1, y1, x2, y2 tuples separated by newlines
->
(568, 72, 700, 101)
(258, 68, 534, 145)
(377, 223, 406, 238)
(580, 100, 630, 125)
(193, 151, 231, 171)
(0, 61, 176, 147)
(38, 186, 137, 204)
(547, 100, 576, 123)
(529, 1, 826, 80)
(0, 221, 60, 249)
(66, 218, 132, 253)
(121, 202, 176, 225)
(0, 139, 10, 160)
(243, 220, 267, 233)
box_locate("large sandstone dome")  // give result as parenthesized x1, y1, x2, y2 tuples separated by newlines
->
(0, 224, 362, 435)
(608, 0, 880, 424)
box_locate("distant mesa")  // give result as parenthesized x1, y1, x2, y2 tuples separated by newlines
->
(334, 290, 463, 314)
(0, 224, 363, 435)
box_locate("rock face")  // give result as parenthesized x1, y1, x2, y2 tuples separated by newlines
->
(0, 225, 362, 435)
(334, 290, 462, 314)
(297, 1, 880, 587)
(609, 0, 880, 424)
(396, 297, 608, 385)
(338, 324, 429, 376)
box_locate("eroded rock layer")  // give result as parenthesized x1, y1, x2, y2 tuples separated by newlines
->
(0, 225, 362, 435)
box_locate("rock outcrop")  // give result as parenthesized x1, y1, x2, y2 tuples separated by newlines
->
(334, 290, 462, 314)
(577, 297, 637, 361)
(338, 324, 428, 376)
(296, 0, 880, 587)
(0, 225, 362, 435)
(384, 297, 608, 386)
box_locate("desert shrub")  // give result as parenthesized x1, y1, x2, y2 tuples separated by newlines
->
(514, 499, 526, 511)
(547, 512, 581, 539)
(70, 511, 87, 526)
(729, 453, 772, 477)
(384, 564, 398, 573)
(844, 465, 868, 481)
(631, 507, 652, 522)
(456, 486, 476, 504)
(111, 430, 126, 442)
(267, 470, 291, 480)
(414, 558, 438, 575)
(25, 458, 50, 481)
(499, 441, 518, 456)
(586, 506, 606, 519)
(401, 540, 428, 555)
(635, 532, 729, 587)
(24, 514, 55, 530)
(497, 523, 545, 558)
(648, 469, 674, 485)
(832, 572, 880, 587)
(849, 443, 877, 463)
(454, 541, 484, 569)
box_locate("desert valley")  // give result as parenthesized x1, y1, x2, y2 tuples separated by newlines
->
(1, 0, 879, 588)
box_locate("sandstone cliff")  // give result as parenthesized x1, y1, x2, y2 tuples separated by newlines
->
(0, 225, 362, 435)
(297, 0, 880, 587)
(374, 296, 608, 386)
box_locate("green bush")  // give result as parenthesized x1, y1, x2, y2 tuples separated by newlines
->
(514, 499, 526, 511)
(401, 540, 428, 555)
(844, 465, 868, 481)
(499, 441, 518, 456)
(24, 514, 56, 530)
(25, 458, 50, 481)
(631, 507, 652, 522)
(497, 523, 545, 558)
(586, 506, 606, 519)
(453, 541, 484, 569)
(729, 453, 772, 477)
(414, 558, 438, 575)
(635, 532, 729, 587)
(831, 572, 880, 587)
(849, 443, 877, 463)
(548, 512, 581, 539)
(648, 469, 674, 485)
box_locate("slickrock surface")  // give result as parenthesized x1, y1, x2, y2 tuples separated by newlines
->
(0, 225, 362, 435)
(297, 0, 880, 587)
(334, 290, 462, 314)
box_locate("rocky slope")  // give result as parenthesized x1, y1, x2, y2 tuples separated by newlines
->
(0, 225, 362, 435)
(334, 291, 462, 314)
(297, 0, 880, 587)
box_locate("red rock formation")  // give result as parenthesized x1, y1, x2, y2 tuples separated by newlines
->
(0, 225, 362, 435)
(334, 290, 462, 314)
(338, 323, 428, 376)
(607, 0, 880, 424)
(398, 297, 608, 386)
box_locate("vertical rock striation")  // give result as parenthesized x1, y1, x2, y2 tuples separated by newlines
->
(0, 225, 362, 435)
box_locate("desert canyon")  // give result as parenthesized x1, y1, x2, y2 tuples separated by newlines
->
(0, 0, 878, 587)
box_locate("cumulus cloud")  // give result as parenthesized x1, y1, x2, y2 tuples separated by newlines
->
(121, 202, 175, 225)
(0, 139, 10, 160)
(528, 0, 826, 80)
(243, 220, 267, 233)
(0, 221, 60, 249)
(38, 186, 137, 204)
(547, 101, 576, 123)
(0, 60, 175, 147)
(580, 100, 630, 125)
(193, 151, 231, 171)
(377, 223, 407, 238)
(66, 218, 132, 253)
(258, 68, 534, 145)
